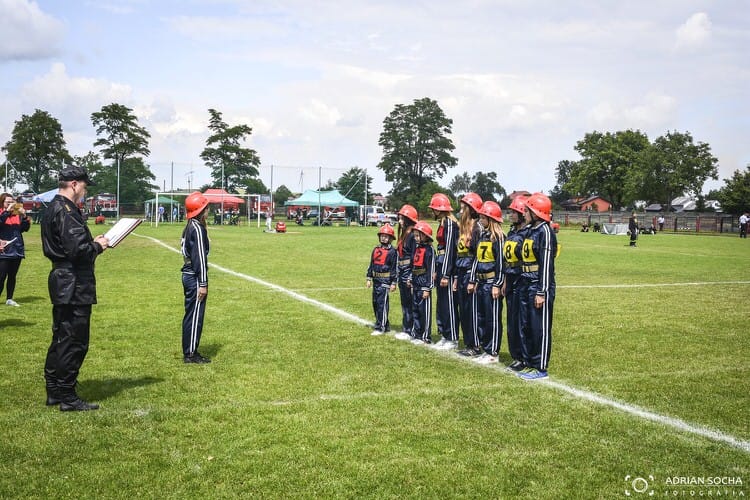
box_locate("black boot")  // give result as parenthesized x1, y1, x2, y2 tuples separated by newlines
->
(46, 387, 62, 406)
(60, 398, 99, 411)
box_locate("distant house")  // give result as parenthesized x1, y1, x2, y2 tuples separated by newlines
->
(669, 196, 722, 212)
(561, 196, 611, 212)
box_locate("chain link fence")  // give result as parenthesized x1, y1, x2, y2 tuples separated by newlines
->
(558, 211, 741, 235)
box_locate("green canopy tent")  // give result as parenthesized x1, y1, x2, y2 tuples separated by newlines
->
(146, 193, 186, 225)
(284, 189, 359, 224)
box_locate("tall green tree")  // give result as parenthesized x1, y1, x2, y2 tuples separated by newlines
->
(91, 103, 151, 166)
(469, 171, 506, 203)
(717, 166, 750, 214)
(335, 167, 373, 205)
(72, 152, 106, 196)
(645, 131, 718, 208)
(2, 109, 71, 192)
(88, 157, 156, 204)
(273, 184, 293, 205)
(565, 129, 650, 210)
(91, 103, 155, 204)
(377, 97, 458, 202)
(448, 172, 472, 196)
(200, 109, 261, 192)
(245, 178, 268, 195)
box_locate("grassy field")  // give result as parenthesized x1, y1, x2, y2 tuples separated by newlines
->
(1, 221, 748, 498)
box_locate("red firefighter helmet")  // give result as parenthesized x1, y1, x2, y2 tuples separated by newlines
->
(413, 221, 433, 241)
(460, 192, 483, 213)
(398, 204, 418, 223)
(526, 192, 552, 222)
(479, 200, 503, 223)
(378, 223, 395, 238)
(185, 191, 209, 219)
(428, 193, 453, 212)
(509, 194, 528, 215)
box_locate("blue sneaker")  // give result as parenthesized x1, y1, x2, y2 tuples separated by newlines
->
(518, 368, 548, 380)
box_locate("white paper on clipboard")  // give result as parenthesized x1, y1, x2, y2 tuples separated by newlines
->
(103, 218, 142, 247)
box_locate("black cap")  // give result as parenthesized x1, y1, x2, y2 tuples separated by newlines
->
(59, 165, 96, 186)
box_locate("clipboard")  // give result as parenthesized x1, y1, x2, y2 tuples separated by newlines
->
(104, 218, 142, 247)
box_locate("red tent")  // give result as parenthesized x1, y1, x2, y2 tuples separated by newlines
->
(202, 189, 245, 210)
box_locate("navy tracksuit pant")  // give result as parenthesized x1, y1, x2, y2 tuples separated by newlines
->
(182, 273, 207, 356)
(411, 290, 432, 342)
(456, 269, 477, 347)
(398, 281, 413, 333)
(372, 282, 391, 332)
(504, 274, 524, 362)
(435, 267, 458, 340)
(517, 278, 554, 371)
(475, 281, 502, 356)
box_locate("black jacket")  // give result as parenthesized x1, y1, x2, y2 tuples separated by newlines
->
(41, 194, 103, 305)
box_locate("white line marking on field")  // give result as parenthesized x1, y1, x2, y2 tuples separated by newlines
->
(140, 234, 750, 454)
(560, 281, 750, 289)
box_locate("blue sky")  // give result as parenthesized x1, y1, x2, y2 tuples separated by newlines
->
(1, 0, 748, 198)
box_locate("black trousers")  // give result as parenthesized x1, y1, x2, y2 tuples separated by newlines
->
(44, 304, 92, 401)
(0, 258, 22, 299)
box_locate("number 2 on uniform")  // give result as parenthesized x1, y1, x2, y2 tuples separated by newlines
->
(373, 248, 387, 265)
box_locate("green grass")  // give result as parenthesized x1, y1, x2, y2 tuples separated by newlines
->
(1, 223, 748, 498)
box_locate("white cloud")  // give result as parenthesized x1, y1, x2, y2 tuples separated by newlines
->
(298, 99, 342, 126)
(587, 93, 677, 131)
(0, 0, 64, 60)
(20, 63, 132, 130)
(675, 12, 712, 49)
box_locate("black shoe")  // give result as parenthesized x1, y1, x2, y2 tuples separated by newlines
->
(457, 347, 482, 357)
(46, 395, 62, 406)
(507, 360, 526, 372)
(184, 353, 211, 364)
(60, 398, 99, 411)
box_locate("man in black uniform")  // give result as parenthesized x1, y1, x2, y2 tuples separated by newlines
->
(41, 165, 109, 411)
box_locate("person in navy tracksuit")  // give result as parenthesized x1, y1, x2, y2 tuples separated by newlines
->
(502, 195, 529, 372)
(428, 193, 459, 346)
(181, 192, 211, 364)
(467, 201, 504, 363)
(443, 192, 483, 353)
(517, 193, 557, 380)
(406, 221, 435, 345)
(394, 205, 418, 339)
(366, 224, 398, 335)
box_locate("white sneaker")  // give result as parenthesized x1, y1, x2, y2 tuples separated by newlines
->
(434, 340, 457, 351)
(394, 331, 412, 340)
(6, 299, 19, 307)
(474, 353, 499, 365)
(411, 338, 427, 345)
(371, 329, 386, 336)
(429, 338, 447, 349)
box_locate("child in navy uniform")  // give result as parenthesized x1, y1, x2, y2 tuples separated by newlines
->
(518, 193, 557, 380)
(395, 205, 418, 339)
(366, 224, 398, 335)
(467, 201, 505, 363)
(406, 221, 435, 345)
(502, 195, 529, 371)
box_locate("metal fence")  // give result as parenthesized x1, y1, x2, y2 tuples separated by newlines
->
(558, 211, 741, 235)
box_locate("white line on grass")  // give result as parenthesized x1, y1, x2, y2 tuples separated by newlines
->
(139, 234, 750, 454)
(560, 280, 750, 289)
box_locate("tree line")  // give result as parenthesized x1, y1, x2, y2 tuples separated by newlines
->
(2, 99, 748, 214)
